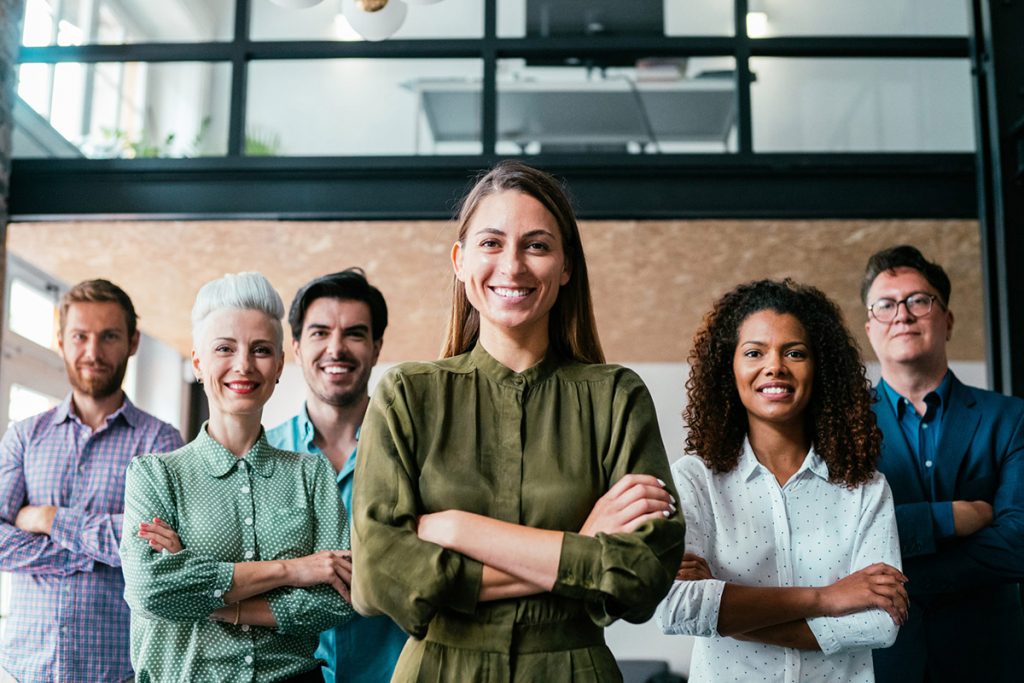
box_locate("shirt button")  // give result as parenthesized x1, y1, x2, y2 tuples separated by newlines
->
(241, 624, 250, 632)
(244, 550, 254, 559)
(241, 486, 250, 494)
(244, 655, 253, 665)
(244, 517, 253, 526)
(923, 423, 929, 429)
(925, 460, 933, 468)
(213, 589, 223, 598)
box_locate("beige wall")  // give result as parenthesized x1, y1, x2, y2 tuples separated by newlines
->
(8, 218, 982, 363)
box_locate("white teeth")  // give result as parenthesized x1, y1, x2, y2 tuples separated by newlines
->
(760, 386, 790, 394)
(227, 383, 255, 389)
(323, 366, 351, 375)
(493, 287, 531, 298)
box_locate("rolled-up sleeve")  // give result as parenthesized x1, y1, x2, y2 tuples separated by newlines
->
(266, 454, 356, 635)
(551, 372, 686, 625)
(352, 371, 484, 638)
(656, 457, 725, 637)
(120, 456, 235, 622)
(806, 474, 901, 654)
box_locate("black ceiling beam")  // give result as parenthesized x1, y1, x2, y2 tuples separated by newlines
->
(17, 36, 967, 64)
(9, 154, 975, 222)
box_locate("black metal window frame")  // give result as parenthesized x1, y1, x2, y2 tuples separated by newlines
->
(10, 0, 978, 220)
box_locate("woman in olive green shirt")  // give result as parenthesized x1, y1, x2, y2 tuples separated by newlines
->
(120, 272, 355, 683)
(352, 162, 687, 682)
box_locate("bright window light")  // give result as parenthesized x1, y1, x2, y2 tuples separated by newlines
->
(8, 278, 58, 350)
(7, 384, 61, 430)
(17, 63, 52, 117)
(22, 0, 54, 46)
(333, 13, 364, 41)
(746, 11, 769, 39)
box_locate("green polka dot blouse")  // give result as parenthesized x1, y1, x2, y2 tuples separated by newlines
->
(120, 424, 355, 682)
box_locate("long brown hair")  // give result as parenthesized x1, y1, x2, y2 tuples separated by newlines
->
(441, 161, 604, 364)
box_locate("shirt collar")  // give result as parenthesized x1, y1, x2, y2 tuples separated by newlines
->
(879, 371, 951, 419)
(739, 437, 827, 483)
(196, 422, 277, 478)
(298, 404, 318, 452)
(54, 392, 138, 428)
(469, 341, 562, 388)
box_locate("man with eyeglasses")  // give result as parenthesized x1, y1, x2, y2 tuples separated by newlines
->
(861, 245, 1024, 683)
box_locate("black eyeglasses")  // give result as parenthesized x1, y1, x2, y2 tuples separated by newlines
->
(868, 293, 942, 323)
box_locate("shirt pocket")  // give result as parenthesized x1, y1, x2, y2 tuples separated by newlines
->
(259, 506, 314, 560)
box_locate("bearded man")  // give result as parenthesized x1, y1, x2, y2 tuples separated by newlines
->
(268, 269, 406, 683)
(0, 279, 183, 683)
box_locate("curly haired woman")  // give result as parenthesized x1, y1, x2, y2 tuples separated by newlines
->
(657, 279, 906, 683)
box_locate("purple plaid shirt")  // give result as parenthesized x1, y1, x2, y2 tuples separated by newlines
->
(0, 394, 183, 683)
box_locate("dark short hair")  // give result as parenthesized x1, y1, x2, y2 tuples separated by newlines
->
(860, 245, 951, 307)
(287, 268, 388, 341)
(60, 279, 138, 338)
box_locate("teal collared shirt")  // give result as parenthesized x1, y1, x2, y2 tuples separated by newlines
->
(880, 372, 955, 538)
(268, 406, 407, 683)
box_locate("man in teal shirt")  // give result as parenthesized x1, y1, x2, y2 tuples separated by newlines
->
(268, 269, 407, 683)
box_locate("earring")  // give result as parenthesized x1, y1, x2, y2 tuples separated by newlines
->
(197, 378, 203, 384)
(276, 379, 280, 384)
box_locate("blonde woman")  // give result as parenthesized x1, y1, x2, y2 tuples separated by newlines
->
(120, 272, 354, 682)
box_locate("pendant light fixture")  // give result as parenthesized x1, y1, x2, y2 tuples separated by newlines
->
(341, 0, 409, 41)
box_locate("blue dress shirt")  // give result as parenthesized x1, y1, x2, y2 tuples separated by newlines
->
(268, 406, 407, 683)
(879, 373, 955, 539)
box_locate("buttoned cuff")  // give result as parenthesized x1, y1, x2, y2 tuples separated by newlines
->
(445, 555, 484, 615)
(49, 506, 93, 573)
(210, 562, 236, 606)
(655, 578, 726, 638)
(50, 505, 85, 553)
(932, 502, 955, 539)
(553, 532, 599, 596)
(806, 615, 837, 654)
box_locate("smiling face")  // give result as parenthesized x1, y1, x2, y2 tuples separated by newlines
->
(865, 266, 953, 373)
(59, 301, 139, 400)
(192, 308, 284, 420)
(733, 310, 814, 433)
(294, 297, 381, 408)
(452, 190, 570, 345)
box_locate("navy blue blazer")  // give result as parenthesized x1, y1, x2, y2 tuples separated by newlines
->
(872, 372, 1024, 682)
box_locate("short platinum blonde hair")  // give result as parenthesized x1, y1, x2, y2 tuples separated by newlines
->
(191, 272, 285, 350)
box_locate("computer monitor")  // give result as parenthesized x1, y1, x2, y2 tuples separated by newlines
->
(526, 0, 664, 38)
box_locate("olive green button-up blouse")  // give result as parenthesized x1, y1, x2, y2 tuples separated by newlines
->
(352, 344, 686, 682)
(120, 426, 356, 683)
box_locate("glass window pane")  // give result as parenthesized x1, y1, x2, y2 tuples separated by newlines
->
(8, 278, 57, 349)
(499, 0, 733, 38)
(247, 59, 483, 156)
(251, 0, 482, 41)
(496, 57, 737, 154)
(20, 0, 234, 45)
(749, 0, 967, 37)
(751, 58, 974, 152)
(7, 385, 62, 429)
(16, 62, 231, 158)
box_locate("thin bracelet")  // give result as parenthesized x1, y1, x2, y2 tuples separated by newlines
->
(233, 602, 241, 626)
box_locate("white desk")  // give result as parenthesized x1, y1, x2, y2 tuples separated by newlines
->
(405, 76, 736, 153)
